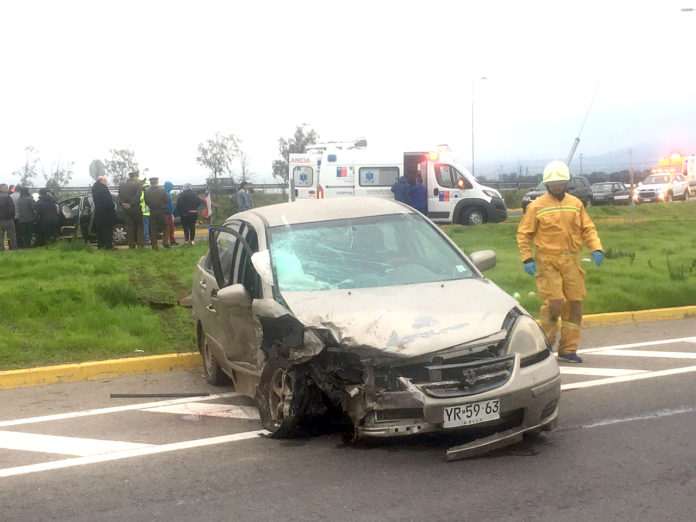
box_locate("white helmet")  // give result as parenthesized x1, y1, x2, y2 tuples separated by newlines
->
(543, 161, 570, 183)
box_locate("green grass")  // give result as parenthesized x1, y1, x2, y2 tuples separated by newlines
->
(0, 243, 209, 369)
(444, 200, 696, 316)
(2, 198, 695, 370)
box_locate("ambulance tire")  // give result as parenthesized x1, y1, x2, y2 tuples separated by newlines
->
(461, 207, 486, 226)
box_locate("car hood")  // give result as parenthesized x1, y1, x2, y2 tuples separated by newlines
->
(280, 278, 519, 359)
(639, 183, 669, 189)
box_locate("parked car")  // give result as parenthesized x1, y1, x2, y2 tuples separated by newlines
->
(193, 197, 560, 459)
(634, 173, 689, 203)
(58, 193, 127, 245)
(521, 175, 592, 212)
(591, 182, 631, 205)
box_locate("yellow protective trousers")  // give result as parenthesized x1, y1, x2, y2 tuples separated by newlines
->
(535, 253, 586, 355)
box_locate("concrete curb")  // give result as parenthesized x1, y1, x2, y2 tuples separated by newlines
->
(2, 305, 696, 391)
(582, 305, 696, 327)
(0, 352, 201, 391)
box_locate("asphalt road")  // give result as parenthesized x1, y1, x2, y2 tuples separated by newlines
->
(2, 319, 695, 521)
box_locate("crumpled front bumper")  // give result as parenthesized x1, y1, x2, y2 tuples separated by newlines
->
(351, 353, 560, 458)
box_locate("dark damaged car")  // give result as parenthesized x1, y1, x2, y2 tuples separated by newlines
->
(192, 198, 560, 460)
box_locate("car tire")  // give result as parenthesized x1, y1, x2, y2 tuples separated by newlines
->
(461, 207, 486, 226)
(112, 224, 127, 246)
(200, 336, 230, 386)
(683, 189, 690, 201)
(257, 356, 309, 438)
(665, 192, 673, 203)
(583, 198, 592, 208)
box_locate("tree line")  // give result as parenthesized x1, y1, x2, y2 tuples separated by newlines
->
(9, 124, 320, 197)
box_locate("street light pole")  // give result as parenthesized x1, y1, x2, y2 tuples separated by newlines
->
(471, 76, 487, 177)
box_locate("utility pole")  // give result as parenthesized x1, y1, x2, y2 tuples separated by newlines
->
(579, 154, 584, 175)
(629, 148, 635, 206)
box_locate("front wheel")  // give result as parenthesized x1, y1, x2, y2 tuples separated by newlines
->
(461, 207, 486, 226)
(683, 189, 690, 201)
(665, 192, 673, 203)
(257, 358, 309, 438)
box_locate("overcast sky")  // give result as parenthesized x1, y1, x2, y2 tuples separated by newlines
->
(2, 0, 695, 186)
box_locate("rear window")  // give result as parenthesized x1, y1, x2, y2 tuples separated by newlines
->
(293, 166, 313, 187)
(358, 166, 400, 187)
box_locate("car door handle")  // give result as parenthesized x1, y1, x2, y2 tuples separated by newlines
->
(206, 304, 216, 313)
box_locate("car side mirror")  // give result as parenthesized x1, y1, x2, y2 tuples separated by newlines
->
(469, 250, 497, 272)
(251, 250, 274, 286)
(217, 284, 251, 308)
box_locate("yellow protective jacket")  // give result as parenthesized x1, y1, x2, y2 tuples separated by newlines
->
(140, 181, 150, 216)
(517, 193, 602, 261)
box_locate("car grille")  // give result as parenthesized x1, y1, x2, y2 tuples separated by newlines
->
(418, 355, 515, 398)
(639, 190, 656, 198)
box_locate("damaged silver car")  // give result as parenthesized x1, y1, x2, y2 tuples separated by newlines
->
(192, 198, 560, 460)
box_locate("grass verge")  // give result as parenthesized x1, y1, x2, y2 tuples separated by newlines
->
(2, 199, 695, 370)
(444, 200, 696, 316)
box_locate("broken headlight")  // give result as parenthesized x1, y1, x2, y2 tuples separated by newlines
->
(506, 315, 549, 363)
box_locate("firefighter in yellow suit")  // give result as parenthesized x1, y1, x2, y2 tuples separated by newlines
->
(516, 161, 603, 363)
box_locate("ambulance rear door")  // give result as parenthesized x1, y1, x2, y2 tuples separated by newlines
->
(289, 154, 321, 199)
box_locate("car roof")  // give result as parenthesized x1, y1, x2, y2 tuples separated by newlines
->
(229, 197, 415, 227)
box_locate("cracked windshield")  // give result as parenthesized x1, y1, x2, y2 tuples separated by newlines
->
(268, 213, 475, 291)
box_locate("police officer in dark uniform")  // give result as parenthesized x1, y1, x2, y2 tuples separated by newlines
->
(143, 177, 170, 250)
(118, 171, 144, 249)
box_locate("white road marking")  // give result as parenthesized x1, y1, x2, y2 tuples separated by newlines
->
(144, 402, 260, 420)
(0, 431, 153, 456)
(0, 392, 240, 428)
(559, 367, 646, 377)
(561, 365, 696, 391)
(0, 429, 268, 479)
(592, 350, 696, 359)
(581, 407, 696, 429)
(579, 336, 696, 354)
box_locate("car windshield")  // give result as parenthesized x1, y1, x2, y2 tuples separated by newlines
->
(268, 213, 476, 291)
(644, 175, 670, 184)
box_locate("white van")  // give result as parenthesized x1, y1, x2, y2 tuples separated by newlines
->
(289, 145, 507, 225)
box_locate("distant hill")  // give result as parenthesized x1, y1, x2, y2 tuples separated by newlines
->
(480, 142, 694, 178)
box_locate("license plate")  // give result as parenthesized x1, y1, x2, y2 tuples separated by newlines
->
(443, 399, 500, 428)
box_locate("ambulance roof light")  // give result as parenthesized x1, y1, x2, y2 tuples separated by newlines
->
(428, 151, 439, 161)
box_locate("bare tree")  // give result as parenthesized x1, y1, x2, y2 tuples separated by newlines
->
(13, 146, 41, 188)
(43, 161, 74, 197)
(272, 124, 319, 184)
(197, 132, 240, 218)
(238, 147, 252, 183)
(104, 148, 141, 186)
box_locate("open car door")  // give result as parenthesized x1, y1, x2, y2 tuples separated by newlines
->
(204, 222, 263, 391)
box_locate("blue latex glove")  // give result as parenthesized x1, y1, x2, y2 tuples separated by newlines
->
(591, 250, 603, 267)
(523, 260, 538, 276)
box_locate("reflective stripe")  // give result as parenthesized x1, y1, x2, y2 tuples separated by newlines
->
(536, 206, 581, 217)
(561, 321, 580, 329)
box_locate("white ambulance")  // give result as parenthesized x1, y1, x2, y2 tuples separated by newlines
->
(289, 143, 507, 225)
